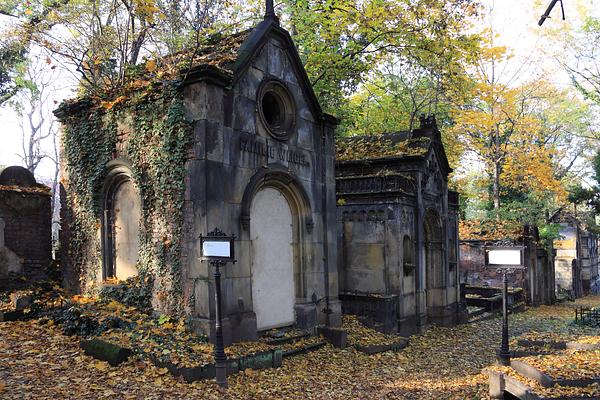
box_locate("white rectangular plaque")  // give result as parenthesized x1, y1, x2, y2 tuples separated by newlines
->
(488, 249, 522, 266)
(202, 241, 231, 258)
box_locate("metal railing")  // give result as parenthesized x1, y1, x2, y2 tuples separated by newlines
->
(575, 306, 600, 326)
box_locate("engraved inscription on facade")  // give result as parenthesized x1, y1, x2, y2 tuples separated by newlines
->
(240, 137, 309, 166)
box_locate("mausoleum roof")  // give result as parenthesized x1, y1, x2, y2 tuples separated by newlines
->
(335, 115, 452, 176)
(335, 134, 431, 162)
(169, 29, 253, 75)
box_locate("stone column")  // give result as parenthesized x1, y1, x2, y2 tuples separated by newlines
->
(442, 182, 450, 307)
(415, 173, 426, 326)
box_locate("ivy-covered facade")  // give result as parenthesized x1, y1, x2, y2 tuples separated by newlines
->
(56, 14, 341, 342)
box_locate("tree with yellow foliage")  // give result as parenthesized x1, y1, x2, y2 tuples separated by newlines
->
(450, 35, 572, 215)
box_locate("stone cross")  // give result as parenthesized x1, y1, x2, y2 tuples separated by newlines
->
(0, 218, 4, 248)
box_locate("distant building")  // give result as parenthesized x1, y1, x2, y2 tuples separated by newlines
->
(335, 116, 466, 336)
(459, 224, 555, 306)
(549, 208, 600, 296)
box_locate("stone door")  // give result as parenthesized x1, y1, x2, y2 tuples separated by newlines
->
(250, 187, 295, 330)
(112, 180, 141, 280)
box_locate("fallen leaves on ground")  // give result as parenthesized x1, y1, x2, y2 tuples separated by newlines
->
(487, 365, 600, 398)
(521, 350, 600, 380)
(0, 295, 599, 399)
(575, 335, 600, 345)
(342, 315, 405, 347)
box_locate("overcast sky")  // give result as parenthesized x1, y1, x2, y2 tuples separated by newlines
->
(0, 0, 595, 182)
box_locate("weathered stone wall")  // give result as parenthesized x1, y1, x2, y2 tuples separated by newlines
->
(552, 221, 599, 296)
(579, 231, 599, 293)
(57, 93, 190, 314)
(459, 242, 528, 288)
(0, 217, 22, 282)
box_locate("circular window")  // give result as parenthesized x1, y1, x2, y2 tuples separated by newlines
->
(257, 79, 296, 140)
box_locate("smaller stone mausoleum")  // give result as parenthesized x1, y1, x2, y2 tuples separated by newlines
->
(335, 116, 465, 335)
(56, 9, 340, 342)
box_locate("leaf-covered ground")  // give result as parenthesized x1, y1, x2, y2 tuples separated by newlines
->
(0, 296, 598, 399)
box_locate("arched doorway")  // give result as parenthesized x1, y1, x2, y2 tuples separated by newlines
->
(102, 165, 141, 281)
(250, 187, 295, 330)
(424, 209, 444, 309)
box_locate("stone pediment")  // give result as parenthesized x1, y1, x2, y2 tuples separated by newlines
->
(180, 18, 335, 125)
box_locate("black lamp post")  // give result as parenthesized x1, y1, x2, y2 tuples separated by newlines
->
(485, 245, 525, 366)
(200, 228, 236, 388)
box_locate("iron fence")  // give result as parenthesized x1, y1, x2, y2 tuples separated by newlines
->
(575, 307, 600, 327)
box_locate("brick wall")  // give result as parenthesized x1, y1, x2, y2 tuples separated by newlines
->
(459, 241, 526, 288)
(0, 188, 52, 282)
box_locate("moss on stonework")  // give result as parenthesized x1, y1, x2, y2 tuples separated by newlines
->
(57, 84, 192, 315)
(336, 135, 430, 162)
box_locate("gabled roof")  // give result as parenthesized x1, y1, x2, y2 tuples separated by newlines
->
(170, 29, 252, 74)
(182, 18, 331, 123)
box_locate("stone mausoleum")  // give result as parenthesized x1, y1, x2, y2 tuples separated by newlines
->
(56, 7, 340, 342)
(335, 117, 465, 335)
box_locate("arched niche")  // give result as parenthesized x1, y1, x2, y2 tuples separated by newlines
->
(240, 165, 313, 233)
(100, 160, 142, 281)
(403, 235, 415, 276)
(240, 165, 313, 330)
(424, 209, 444, 304)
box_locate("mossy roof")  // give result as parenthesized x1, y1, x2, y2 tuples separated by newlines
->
(56, 29, 253, 117)
(164, 29, 252, 75)
(335, 133, 432, 162)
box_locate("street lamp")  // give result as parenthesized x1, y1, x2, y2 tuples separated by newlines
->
(200, 228, 236, 388)
(485, 245, 525, 366)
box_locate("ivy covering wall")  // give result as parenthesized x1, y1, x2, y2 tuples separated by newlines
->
(56, 84, 192, 314)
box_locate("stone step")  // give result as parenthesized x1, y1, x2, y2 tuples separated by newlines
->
(263, 331, 311, 345)
(0, 309, 24, 322)
(80, 338, 132, 367)
(511, 359, 600, 388)
(489, 370, 599, 400)
(282, 340, 327, 357)
(151, 348, 284, 384)
(354, 338, 409, 355)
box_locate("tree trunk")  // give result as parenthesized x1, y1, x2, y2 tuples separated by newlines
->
(493, 161, 500, 210)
